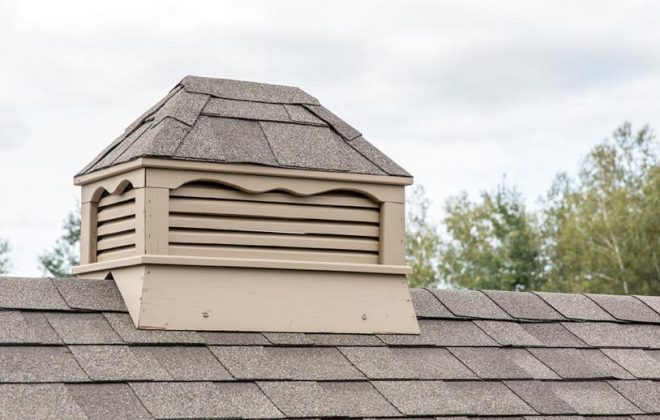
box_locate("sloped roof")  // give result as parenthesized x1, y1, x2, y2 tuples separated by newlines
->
(78, 76, 410, 177)
(1, 276, 659, 419)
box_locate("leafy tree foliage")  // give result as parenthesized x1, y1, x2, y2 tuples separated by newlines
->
(38, 208, 80, 277)
(405, 122, 659, 294)
(542, 123, 660, 294)
(405, 185, 440, 287)
(0, 238, 10, 274)
(438, 181, 542, 291)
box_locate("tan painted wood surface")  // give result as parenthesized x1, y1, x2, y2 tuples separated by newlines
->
(171, 185, 379, 208)
(75, 158, 413, 187)
(97, 218, 136, 237)
(379, 202, 406, 265)
(96, 246, 137, 262)
(170, 197, 379, 223)
(168, 244, 378, 264)
(80, 202, 97, 265)
(136, 264, 419, 333)
(147, 168, 404, 203)
(169, 215, 379, 237)
(80, 168, 145, 203)
(169, 230, 379, 252)
(74, 254, 410, 275)
(97, 188, 136, 207)
(97, 201, 135, 222)
(144, 188, 169, 255)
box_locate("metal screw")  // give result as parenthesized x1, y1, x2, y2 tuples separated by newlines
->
(202, 311, 210, 318)
(361, 313, 368, 321)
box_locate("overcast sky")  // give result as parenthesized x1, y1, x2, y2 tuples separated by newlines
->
(1, 0, 659, 275)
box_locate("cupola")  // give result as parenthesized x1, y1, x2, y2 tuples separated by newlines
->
(73, 76, 419, 334)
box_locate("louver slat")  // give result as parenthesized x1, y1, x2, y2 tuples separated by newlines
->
(168, 183, 380, 264)
(95, 188, 137, 261)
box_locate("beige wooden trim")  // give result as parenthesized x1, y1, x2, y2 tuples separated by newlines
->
(169, 215, 379, 237)
(169, 244, 378, 264)
(169, 230, 379, 252)
(379, 202, 406, 265)
(98, 188, 136, 207)
(97, 218, 136, 237)
(73, 255, 411, 275)
(74, 158, 413, 187)
(80, 202, 97, 265)
(137, 265, 419, 333)
(96, 246, 137, 262)
(97, 232, 135, 251)
(80, 168, 145, 203)
(134, 188, 146, 255)
(144, 188, 169, 255)
(147, 168, 404, 203)
(170, 197, 379, 223)
(171, 185, 379, 208)
(97, 202, 135, 222)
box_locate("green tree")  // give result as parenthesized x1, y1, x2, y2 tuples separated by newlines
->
(38, 208, 81, 277)
(438, 180, 543, 291)
(0, 238, 11, 274)
(405, 185, 441, 287)
(542, 123, 660, 294)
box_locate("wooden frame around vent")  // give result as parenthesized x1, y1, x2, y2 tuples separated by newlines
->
(73, 158, 419, 334)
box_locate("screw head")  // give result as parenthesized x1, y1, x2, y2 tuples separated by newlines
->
(361, 313, 368, 321)
(202, 311, 210, 318)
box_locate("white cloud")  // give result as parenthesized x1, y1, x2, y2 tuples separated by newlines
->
(0, 0, 659, 274)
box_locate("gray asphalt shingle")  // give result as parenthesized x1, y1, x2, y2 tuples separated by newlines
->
(562, 322, 660, 348)
(78, 76, 411, 178)
(535, 292, 616, 321)
(474, 320, 544, 347)
(175, 116, 279, 165)
(70, 346, 171, 381)
(303, 104, 361, 140)
(635, 295, 660, 315)
(151, 89, 208, 126)
(131, 381, 283, 419)
(483, 290, 565, 320)
(148, 346, 232, 381)
(66, 383, 153, 420)
(103, 313, 204, 344)
(505, 380, 642, 415)
(0, 277, 69, 310)
(260, 121, 385, 174)
(203, 97, 291, 122)
(200, 331, 271, 345)
(53, 278, 127, 312)
(430, 289, 512, 320)
(0, 346, 88, 382)
(449, 347, 559, 379)
(410, 288, 455, 318)
(528, 348, 634, 379)
(259, 381, 399, 418)
(520, 322, 588, 348)
(263, 331, 384, 346)
(0, 311, 61, 344)
(182, 75, 319, 105)
(373, 380, 535, 416)
(0, 384, 87, 420)
(339, 347, 477, 379)
(608, 380, 660, 413)
(601, 349, 660, 378)
(210, 346, 363, 380)
(347, 136, 412, 176)
(45, 313, 122, 344)
(378, 320, 498, 347)
(587, 293, 660, 323)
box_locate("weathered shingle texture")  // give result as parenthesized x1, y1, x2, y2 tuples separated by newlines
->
(78, 76, 410, 177)
(1, 276, 659, 419)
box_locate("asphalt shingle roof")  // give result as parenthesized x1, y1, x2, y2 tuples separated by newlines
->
(1, 276, 660, 419)
(77, 76, 410, 177)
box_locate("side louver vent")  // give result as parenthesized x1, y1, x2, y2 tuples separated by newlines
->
(96, 187, 136, 262)
(168, 182, 381, 264)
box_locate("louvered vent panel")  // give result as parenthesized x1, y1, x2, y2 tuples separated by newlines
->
(168, 182, 381, 264)
(96, 187, 137, 262)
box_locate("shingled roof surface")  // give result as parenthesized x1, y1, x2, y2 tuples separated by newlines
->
(1, 277, 659, 419)
(78, 76, 410, 177)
